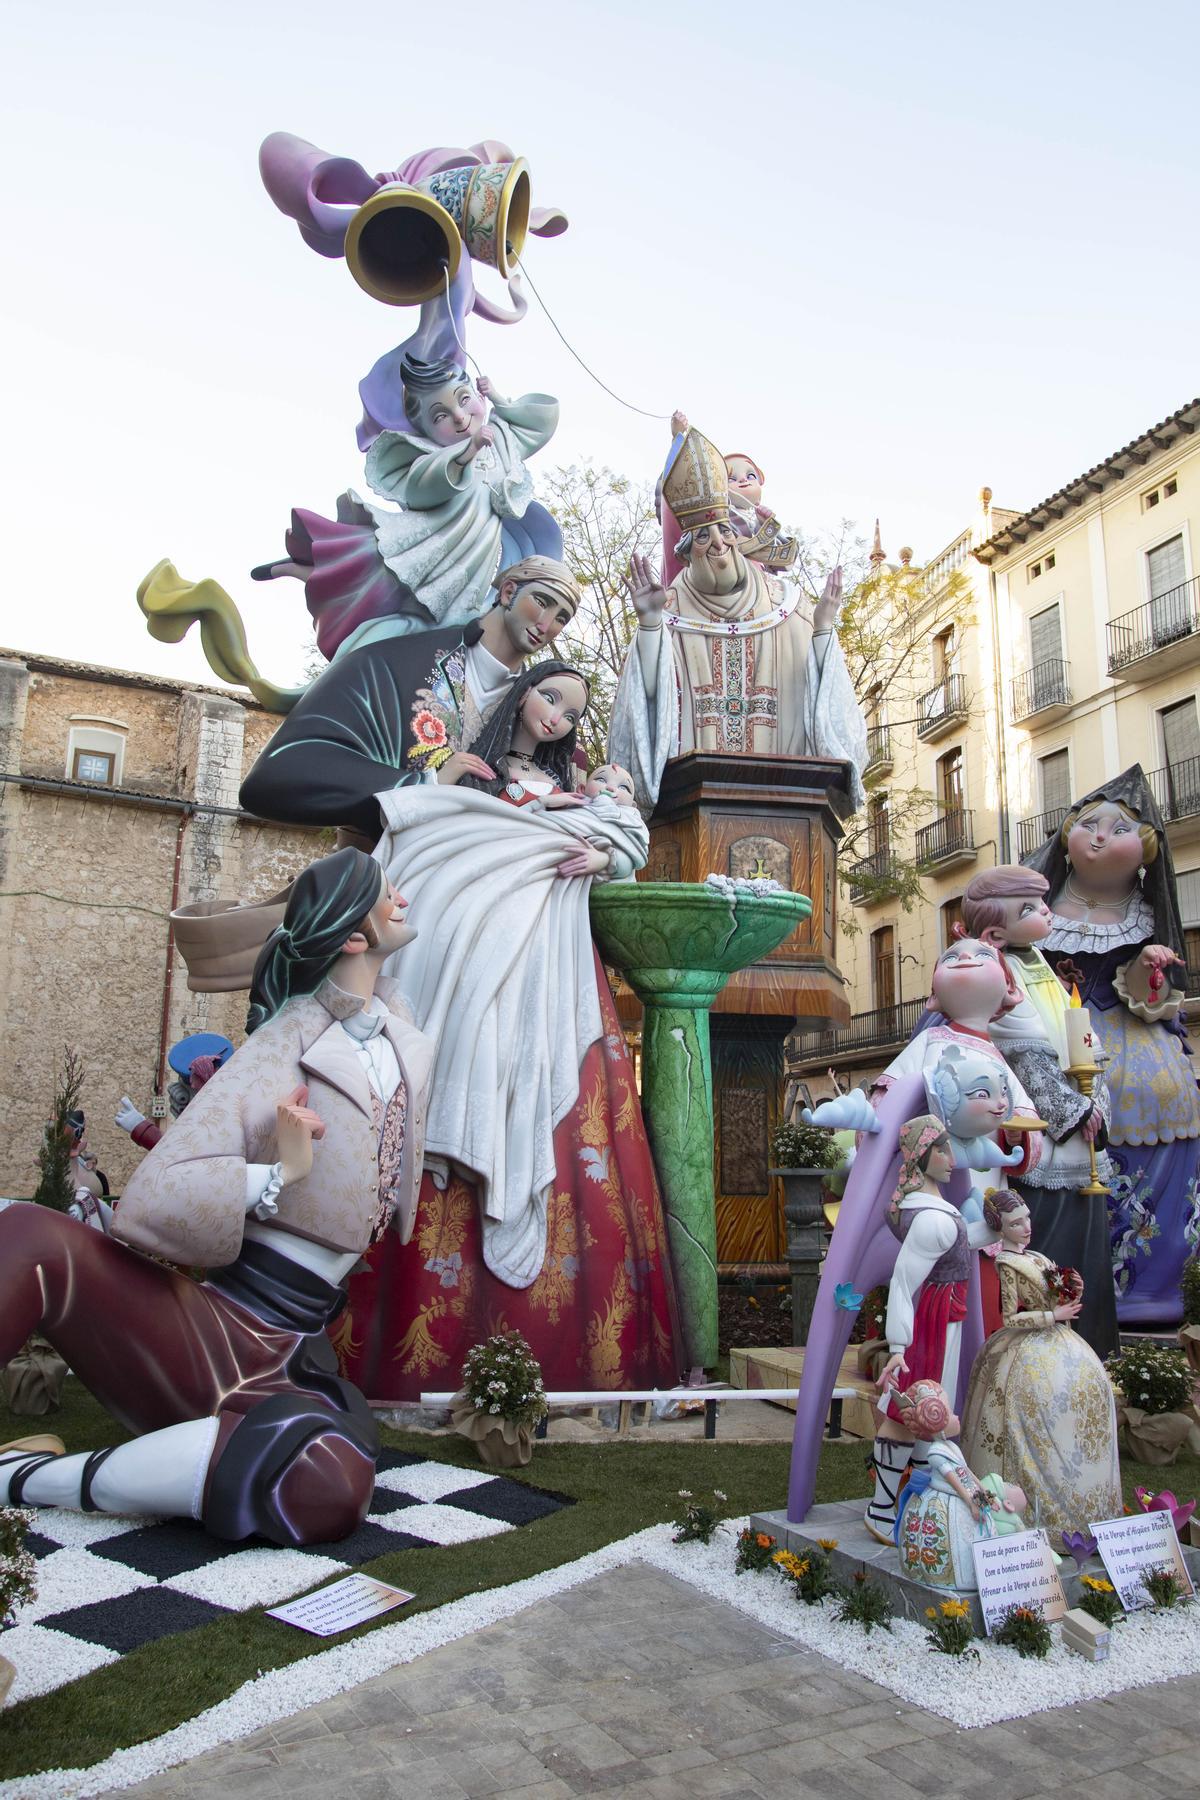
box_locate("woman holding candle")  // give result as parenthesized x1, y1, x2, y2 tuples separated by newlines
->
(1024, 766, 1200, 1325)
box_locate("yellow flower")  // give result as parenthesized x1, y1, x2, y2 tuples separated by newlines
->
(817, 1538, 839, 1552)
(1081, 1576, 1114, 1593)
(940, 1600, 970, 1618)
(925, 1607, 938, 1620)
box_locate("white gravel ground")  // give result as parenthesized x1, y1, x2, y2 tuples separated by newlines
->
(5, 1517, 1200, 1800)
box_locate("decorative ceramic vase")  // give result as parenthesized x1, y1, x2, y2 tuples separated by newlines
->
(450, 1396, 534, 1469)
(418, 160, 530, 278)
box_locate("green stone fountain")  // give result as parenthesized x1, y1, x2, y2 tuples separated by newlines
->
(589, 880, 812, 1371)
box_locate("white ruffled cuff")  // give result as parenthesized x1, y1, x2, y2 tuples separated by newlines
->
(245, 1161, 285, 1221)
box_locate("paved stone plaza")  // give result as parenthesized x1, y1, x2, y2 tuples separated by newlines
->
(120, 1562, 1200, 1800)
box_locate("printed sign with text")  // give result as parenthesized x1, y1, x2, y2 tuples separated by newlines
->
(268, 1573, 415, 1638)
(972, 1527, 1066, 1634)
(1089, 1511, 1194, 1612)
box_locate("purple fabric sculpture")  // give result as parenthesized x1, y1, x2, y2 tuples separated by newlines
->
(786, 1072, 985, 1523)
(258, 133, 568, 450)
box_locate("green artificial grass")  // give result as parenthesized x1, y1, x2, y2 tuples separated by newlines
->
(1, 1381, 1196, 1783)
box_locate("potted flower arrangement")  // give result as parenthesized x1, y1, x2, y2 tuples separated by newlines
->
(451, 1331, 548, 1469)
(1106, 1339, 1196, 1465)
(0, 1507, 38, 1705)
(769, 1121, 846, 1344)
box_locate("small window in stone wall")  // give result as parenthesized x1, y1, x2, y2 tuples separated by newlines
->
(66, 721, 126, 788)
(72, 748, 115, 785)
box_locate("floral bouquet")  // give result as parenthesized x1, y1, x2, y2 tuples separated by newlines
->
(1044, 1264, 1084, 1306)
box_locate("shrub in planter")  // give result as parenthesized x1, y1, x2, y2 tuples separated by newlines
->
(0, 1507, 38, 1705)
(770, 1121, 844, 1172)
(1107, 1339, 1195, 1463)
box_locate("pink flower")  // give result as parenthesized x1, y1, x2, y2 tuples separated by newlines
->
(1133, 1487, 1197, 1534)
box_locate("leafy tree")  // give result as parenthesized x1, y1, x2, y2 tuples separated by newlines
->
(34, 1046, 85, 1210)
(792, 524, 975, 932)
(539, 461, 659, 762)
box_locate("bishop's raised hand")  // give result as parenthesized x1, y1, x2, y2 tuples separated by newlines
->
(628, 552, 667, 629)
(813, 565, 843, 634)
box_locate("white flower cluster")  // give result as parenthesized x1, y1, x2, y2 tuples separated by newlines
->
(704, 873, 789, 898)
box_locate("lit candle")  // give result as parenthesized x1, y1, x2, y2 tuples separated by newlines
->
(1065, 984, 1098, 1068)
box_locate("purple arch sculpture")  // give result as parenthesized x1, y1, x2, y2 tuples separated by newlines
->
(786, 1071, 985, 1523)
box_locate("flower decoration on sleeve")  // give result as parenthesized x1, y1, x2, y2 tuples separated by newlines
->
(834, 1283, 864, 1312)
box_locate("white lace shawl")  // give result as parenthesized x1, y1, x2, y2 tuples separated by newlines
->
(373, 783, 609, 1287)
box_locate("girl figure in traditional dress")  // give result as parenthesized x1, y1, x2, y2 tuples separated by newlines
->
(1024, 766, 1200, 1324)
(336, 663, 679, 1400)
(865, 1117, 1001, 1542)
(894, 1380, 1016, 1592)
(962, 1188, 1122, 1540)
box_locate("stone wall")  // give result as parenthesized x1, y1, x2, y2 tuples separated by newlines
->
(0, 652, 325, 1196)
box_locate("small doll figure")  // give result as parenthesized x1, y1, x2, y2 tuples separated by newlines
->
(894, 1379, 1018, 1591)
(361, 356, 559, 633)
(723, 450, 797, 573)
(116, 1033, 234, 1153)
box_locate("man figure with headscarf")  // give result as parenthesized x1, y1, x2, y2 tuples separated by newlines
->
(240, 556, 583, 840)
(609, 424, 866, 811)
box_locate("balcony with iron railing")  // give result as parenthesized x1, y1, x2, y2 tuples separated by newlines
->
(916, 673, 971, 741)
(1107, 575, 1200, 676)
(848, 844, 903, 904)
(1016, 805, 1070, 860)
(790, 996, 928, 1067)
(915, 807, 976, 870)
(1011, 658, 1073, 724)
(1147, 756, 1200, 827)
(864, 724, 893, 779)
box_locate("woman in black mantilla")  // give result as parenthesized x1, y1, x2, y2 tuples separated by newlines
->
(1024, 764, 1200, 1325)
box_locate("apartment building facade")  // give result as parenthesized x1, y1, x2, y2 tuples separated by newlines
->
(790, 396, 1200, 1097)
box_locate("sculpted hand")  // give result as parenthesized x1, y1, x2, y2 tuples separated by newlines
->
(670, 409, 689, 437)
(628, 552, 667, 629)
(276, 1084, 326, 1187)
(115, 1096, 146, 1134)
(1081, 1106, 1102, 1143)
(1053, 1300, 1082, 1322)
(540, 792, 588, 809)
(1140, 944, 1181, 994)
(813, 565, 843, 634)
(555, 843, 610, 879)
(876, 1351, 908, 1392)
(476, 375, 493, 399)
(436, 751, 495, 786)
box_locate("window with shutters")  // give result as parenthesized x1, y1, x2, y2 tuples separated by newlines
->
(1160, 698, 1200, 818)
(1176, 869, 1200, 988)
(1039, 748, 1072, 819)
(1028, 605, 1065, 709)
(868, 793, 891, 858)
(937, 746, 965, 814)
(1148, 534, 1189, 644)
(871, 925, 896, 1011)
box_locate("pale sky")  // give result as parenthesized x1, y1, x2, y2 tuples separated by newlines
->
(3, 0, 1198, 691)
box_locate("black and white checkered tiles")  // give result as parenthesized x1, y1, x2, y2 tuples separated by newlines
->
(4, 1450, 570, 1705)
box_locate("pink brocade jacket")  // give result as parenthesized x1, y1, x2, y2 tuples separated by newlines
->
(114, 978, 433, 1271)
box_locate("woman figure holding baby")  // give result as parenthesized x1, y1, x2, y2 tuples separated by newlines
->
(337, 662, 681, 1401)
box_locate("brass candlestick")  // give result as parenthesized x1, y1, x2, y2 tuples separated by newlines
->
(1066, 1064, 1110, 1197)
